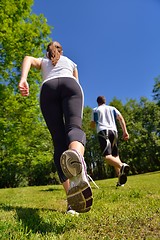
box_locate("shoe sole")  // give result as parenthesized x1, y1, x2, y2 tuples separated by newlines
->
(119, 165, 130, 185)
(60, 150, 93, 213)
(60, 150, 82, 179)
(67, 181, 93, 213)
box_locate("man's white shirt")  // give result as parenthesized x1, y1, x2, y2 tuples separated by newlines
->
(92, 104, 120, 133)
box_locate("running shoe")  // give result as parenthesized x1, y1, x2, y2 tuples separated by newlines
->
(116, 182, 124, 187)
(60, 149, 93, 213)
(66, 205, 79, 216)
(119, 163, 130, 185)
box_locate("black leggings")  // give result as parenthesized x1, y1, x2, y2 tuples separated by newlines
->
(40, 77, 86, 183)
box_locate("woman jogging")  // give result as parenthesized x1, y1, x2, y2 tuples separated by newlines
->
(18, 41, 92, 214)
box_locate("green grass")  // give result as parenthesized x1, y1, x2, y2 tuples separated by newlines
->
(0, 172, 160, 240)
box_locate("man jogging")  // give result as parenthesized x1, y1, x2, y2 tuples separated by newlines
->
(91, 96, 130, 186)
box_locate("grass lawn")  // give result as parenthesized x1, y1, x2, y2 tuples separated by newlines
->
(0, 171, 160, 240)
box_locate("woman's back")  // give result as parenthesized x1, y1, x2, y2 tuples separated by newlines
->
(40, 55, 77, 83)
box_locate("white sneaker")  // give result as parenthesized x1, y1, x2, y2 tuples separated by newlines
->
(119, 163, 130, 185)
(60, 149, 93, 213)
(116, 182, 124, 187)
(66, 205, 79, 216)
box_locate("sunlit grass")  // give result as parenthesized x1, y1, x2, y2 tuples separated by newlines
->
(0, 172, 160, 239)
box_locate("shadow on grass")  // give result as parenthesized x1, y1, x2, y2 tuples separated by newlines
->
(0, 203, 70, 234)
(40, 187, 62, 192)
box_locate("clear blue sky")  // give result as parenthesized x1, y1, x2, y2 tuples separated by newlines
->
(32, 0, 160, 108)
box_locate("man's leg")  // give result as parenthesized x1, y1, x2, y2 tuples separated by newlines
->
(98, 130, 129, 185)
(114, 156, 122, 176)
(104, 154, 122, 169)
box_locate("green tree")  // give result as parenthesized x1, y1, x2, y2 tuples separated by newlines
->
(0, 0, 55, 187)
(152, 77, 160, 106)
(0, 0, 51, 87)
(119, 98, 160, 174)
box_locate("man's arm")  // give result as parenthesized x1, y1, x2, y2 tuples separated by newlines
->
(117, 114, 129, 140)
(90, 121, 96, 129)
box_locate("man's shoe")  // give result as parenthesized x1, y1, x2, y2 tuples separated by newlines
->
(119, 163, 130, 185)
(60, 149, 93, 213)
(116, 182, 124, 187)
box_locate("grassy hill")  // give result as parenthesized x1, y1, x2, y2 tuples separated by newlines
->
(0, 172, 160, 240)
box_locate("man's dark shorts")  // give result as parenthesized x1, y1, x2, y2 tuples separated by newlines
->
(98, 129, 118, 157)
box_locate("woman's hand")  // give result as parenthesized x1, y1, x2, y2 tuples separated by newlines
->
(18, 79, 29, 96)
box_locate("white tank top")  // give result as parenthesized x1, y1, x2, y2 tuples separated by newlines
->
(39, 55, 77, 84)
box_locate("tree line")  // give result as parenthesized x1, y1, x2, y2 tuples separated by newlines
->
(0, 1, 160, 188)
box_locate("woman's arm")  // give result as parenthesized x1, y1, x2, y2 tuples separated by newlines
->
(19, 56, 41, 96)
(73, 68, 79, 81)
